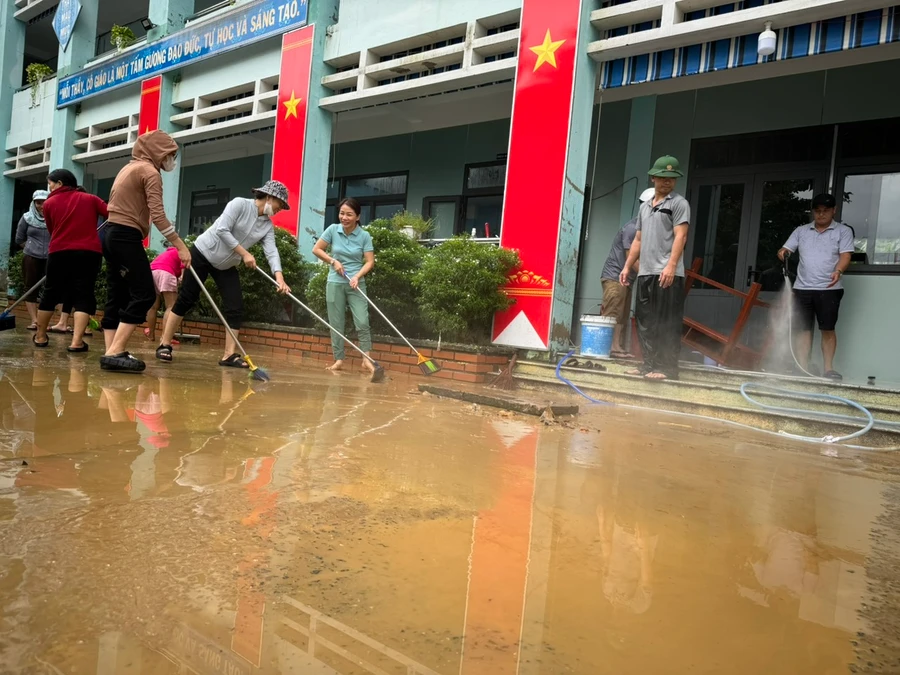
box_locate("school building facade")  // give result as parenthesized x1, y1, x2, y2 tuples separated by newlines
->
(2, 0, 899, 380)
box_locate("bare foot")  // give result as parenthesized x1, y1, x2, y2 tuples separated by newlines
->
(645, 371, 668, 380)
(326, 360, 344, 372)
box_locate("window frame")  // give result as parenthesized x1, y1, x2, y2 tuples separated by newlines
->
(835, 162, 900, 275)
(325, 171, 409, 226)
(459, 161, 506, 237)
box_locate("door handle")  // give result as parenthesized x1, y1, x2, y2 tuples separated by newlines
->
(746, 266, 760, 286)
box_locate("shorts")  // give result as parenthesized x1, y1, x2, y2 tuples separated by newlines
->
(601, 278, 632, 325)
(152, 269, 178, 294)
(792, 288, 844, 332)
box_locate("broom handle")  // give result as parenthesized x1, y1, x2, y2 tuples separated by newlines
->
(341, 272, 420, 355)
(3, 277, 47, 316)
(256, 268, 377, 366)
(188, 266, 249, 359)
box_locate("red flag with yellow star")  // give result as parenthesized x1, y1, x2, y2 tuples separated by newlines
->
(138, 75, 163, 246)
(492, 0, 583, 350)
(270, 26, 315, 237)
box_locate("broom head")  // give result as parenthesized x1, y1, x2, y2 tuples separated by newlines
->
(417, 354, 441, 376)
(0, 314, 15, 332)
(243, 355, 271, 382)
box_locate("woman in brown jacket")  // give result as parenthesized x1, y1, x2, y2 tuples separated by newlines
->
(101, 130, 191, 373)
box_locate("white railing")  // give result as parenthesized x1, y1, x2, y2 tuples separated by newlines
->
(588, 0, 893, 61)
(14, 0, 57, 22)
(319, 9, 520, 112)
(4, 81, 56, 178)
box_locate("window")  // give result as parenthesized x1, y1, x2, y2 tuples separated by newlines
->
(840, 172, 900, 265)
(460, 162, 506, 238)
(325, 173, 408, 226)
(422, 197, 460, 239)
(189, 188, 230, 236)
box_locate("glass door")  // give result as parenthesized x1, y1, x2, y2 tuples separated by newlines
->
(686, 177, 754, 335)
(741, 172, 825, 349)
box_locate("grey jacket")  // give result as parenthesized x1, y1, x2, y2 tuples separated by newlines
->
(15, 215, 51, 259)
(194, 198, 282, 273)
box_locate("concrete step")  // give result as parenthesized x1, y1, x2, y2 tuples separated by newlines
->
(512, 360, 900, 448)
(515, 359, 900, 422)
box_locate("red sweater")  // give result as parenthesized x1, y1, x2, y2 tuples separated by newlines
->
(43, 187, 108, 254)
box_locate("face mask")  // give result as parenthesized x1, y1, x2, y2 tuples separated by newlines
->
(162, 155, 177, 172)
(263, 200, 274, 217)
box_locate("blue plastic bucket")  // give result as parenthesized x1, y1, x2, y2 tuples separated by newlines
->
(580, 315, 616, 359)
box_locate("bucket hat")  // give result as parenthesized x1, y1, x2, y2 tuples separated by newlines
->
(648, 155, 684, 178)
(253, 180, 291, 211)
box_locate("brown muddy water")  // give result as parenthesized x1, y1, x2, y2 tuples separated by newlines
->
(1, 340, 899, 674)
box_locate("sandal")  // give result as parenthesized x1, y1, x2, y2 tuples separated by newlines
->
(219, 353, 249, 369)
(610, 351, 634, 359)
(625, 367, 650, 376)
(156, 345, 173, 362)
(26, 323, 38, 331)
(47, 327, 68, 334)
(32, 335, 49, 348)
(824, 370, 843, 381)
(67, 343, 89, 353)
(100, 352, 146, 373)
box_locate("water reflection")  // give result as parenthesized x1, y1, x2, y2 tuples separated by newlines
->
(0, 355, 896, 674)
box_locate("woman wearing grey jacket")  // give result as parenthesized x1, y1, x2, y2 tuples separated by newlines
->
(14, 189, 71, 332)
(156, 180, 291, 367)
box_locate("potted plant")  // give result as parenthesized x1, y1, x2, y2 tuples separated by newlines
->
(25, 63, 54, 107)
(111, 24, 137, 51)
(390, 211, 434, 240)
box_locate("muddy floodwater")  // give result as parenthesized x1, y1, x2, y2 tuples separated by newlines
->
(1, 341, 899, 674)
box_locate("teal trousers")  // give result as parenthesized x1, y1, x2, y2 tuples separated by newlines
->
(325, 281, 372, 360)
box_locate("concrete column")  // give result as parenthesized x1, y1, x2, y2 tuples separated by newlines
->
(618, 95, 656, 226)
(0, 0, 26, 291)
(548, 2, 599, 353)
(146, 0, 191, 248)
(295, 0, 339, 261)
(49, 0, 99, 180)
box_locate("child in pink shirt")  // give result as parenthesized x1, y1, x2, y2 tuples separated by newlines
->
(145, 246, 185, 341)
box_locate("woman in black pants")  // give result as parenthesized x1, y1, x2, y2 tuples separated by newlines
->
(36, 169, 107, 352)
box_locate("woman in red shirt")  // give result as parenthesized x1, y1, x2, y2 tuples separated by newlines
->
(36, 169, 108, 352)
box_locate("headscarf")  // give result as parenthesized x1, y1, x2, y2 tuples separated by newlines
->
(23, 189, 49, 229)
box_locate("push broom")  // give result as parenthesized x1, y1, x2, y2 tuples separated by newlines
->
(0, 278, 48, 332)
(255, 268, 385, 383)
(342, 272, 440, 376)
(188, 266, 270, 382)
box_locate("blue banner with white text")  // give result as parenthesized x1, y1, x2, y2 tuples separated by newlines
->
(57, 0, 308, 108)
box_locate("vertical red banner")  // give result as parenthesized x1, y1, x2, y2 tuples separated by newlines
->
(270, 26, 315, 237)
(138, 75, 163, 247)
(492, 0, 583, 350)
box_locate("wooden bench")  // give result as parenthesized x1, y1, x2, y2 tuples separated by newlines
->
(682, 258, 770, 369)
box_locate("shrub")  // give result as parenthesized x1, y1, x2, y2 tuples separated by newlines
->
(7, 251, 24, 296)
(414, 236, 520, 343)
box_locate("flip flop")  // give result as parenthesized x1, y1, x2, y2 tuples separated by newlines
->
(824, 370, 843, 381)
(67, 343, 89, 353)
(33, 336, 49, 348)
(219, 353, 249, 369)
(47, 327, 68, 334)
(156, 345, 173, 362)
(625, 367, 650, 376)
(100, 352, 146, 373)
(26, 324, 38, 331)
(610, 351, 634, 359)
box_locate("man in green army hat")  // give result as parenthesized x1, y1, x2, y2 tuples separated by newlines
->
(619, 155, 690, 380)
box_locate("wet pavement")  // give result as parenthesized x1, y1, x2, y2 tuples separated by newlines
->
(1, 338, 900, 674)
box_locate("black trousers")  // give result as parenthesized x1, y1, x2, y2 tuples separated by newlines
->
(171, 246, 243, 329)
(634, 275, 685, 378)
(22, 254, 46, 303)
(39, 250, 101, 315)
(102, 224, 156, 329)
